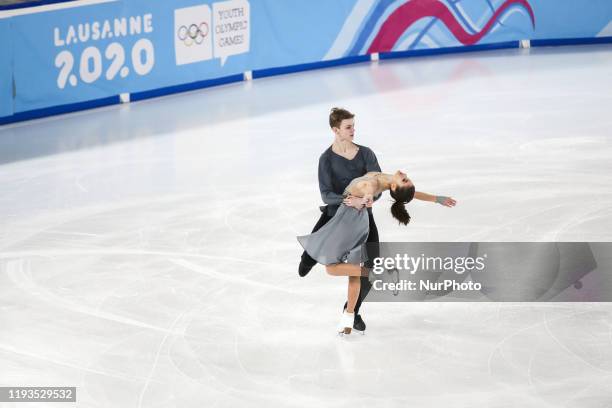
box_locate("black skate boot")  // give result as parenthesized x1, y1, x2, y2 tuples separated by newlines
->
(353, 313, 366, 334)
(298, 261, 313, 277)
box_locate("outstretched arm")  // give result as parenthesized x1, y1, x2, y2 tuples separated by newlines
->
(414, 191, 457, 207)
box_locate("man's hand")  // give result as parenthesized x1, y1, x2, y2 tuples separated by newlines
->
(343, 195, 367, 209)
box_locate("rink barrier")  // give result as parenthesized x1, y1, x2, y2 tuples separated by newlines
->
(252, 55, 371, 80)
(130, 74, 244, 102)
(377, 41, 520, 60)
(0, 96, 119, 125)
(2, 37, 612, 126)
(0, 0, 75, 11)
(1, 0, 612, 126)
(531, 37, 612, 47)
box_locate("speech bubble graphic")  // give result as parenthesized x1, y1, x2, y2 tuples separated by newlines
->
(174, 5, 213, 66)
(213, 0, 250, 66)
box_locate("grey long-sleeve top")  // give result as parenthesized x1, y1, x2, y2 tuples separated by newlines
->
(318, 144, 382, 217)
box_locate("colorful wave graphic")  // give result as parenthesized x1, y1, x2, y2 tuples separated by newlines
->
(367, 0, 535, 53)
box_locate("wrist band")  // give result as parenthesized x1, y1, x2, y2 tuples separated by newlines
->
(435, 196, 448, 205)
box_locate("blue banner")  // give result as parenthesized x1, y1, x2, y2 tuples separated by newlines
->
(326, 0, 612, 58)
(2, 0, 612, 117)
(0, 18, 12, 118)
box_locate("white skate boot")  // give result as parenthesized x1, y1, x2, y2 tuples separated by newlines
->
(337, 311, 354, 335)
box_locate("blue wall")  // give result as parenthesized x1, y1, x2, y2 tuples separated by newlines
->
(0, 18, 12, 118)
(1, 0, 611, 124)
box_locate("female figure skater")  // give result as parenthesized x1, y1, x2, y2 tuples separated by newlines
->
(297, 170, 456, 334)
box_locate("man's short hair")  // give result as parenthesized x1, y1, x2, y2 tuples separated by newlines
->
(329, 107, 355, 129)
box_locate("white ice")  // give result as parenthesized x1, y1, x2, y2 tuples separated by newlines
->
(1, 45, 612, 407)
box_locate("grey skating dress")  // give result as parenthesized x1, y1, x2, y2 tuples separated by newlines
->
(297, 176, 373, 265)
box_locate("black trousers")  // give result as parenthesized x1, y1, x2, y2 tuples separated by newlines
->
(301, 209, 379, 314)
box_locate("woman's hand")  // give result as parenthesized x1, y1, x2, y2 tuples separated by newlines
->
(435, 196, 457, 207)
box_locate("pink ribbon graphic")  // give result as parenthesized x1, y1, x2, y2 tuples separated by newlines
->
(367, 0, 535, 53)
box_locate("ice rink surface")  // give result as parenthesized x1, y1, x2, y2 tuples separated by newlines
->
(1, 45, 612, 407)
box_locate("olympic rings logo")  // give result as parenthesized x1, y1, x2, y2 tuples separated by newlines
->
(177, 23, 209, 46)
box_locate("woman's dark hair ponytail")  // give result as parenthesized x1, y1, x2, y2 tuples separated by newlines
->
(391, 200, 411, 225)
(389, 185, 415, 226)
